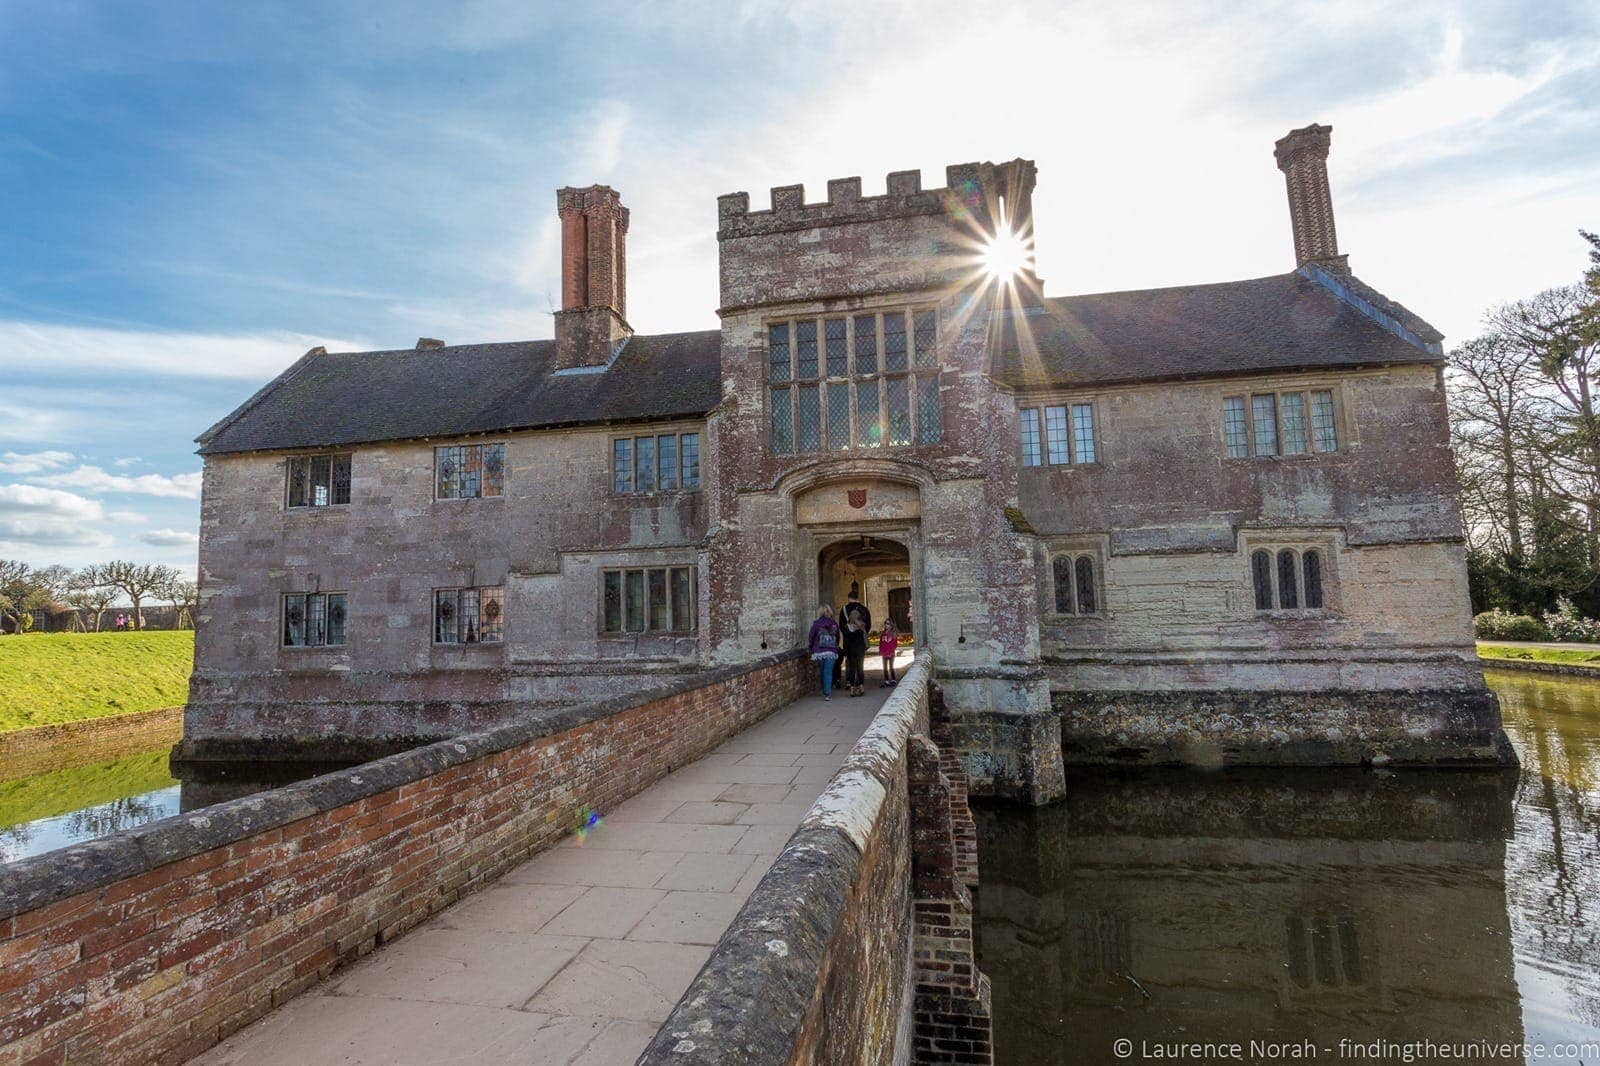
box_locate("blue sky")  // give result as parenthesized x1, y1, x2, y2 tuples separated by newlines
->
(2, 0, 1597, 573)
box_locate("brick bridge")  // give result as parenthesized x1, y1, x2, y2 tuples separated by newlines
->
(0, 652, 990, 1064)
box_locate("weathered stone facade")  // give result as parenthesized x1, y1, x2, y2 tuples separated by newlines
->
(186, 124, 1509, 793)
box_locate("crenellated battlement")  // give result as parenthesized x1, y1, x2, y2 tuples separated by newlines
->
(718, 160, 1032, 239)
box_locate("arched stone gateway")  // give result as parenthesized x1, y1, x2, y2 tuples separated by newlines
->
(791, 473, 925, 645)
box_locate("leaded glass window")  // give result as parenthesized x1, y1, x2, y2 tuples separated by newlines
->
(1075, 556, 1097, 615)
(1252, 547, 1330, 613)
(435, 443, 505, 499)
(883, 312, 908, 372)
(1071, 404, 1096, 463)
(912, 310, 937, 368)
(434, 586, 505, 644)
(886, 377, 911, 446)
(613, 438, 633, 493)
(602, 566, 696, 633)
(1021, 409, 1042, 467)
(769, 323, 791, 382)
(1303, 550, 1324, 609)
(1053, 556, 1073, 614)
(680, 433, 701, 487)
(1311, 390, 1337, 452)
(856, 378, 881, 448)
(1251, 395, 1279, 457)
(1044, 405, 1070, 465)
(827, 382, 851, 450)
(1277, 549, 1299, 608)
(796, 320, 818, 379)
(771, 388, 793, 454)
(917, 376, 941, 444)
(1280, 392, 1309, 455)
(658, 434, 678, 491)
(824, 318, 848, 377)
(1224, 397, 1249, 458)
(616, 432, 701, 494)
(287, 454, 352, 508)
(635, 436, 655, 493)
(1050, 554, 1102, 616)
(283, 592, 347, 647)
(1251, 550, 1274, 611)
(797, 384, 822, 451)
(854, 314, 877, 375)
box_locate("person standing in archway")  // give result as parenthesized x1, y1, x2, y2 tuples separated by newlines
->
(808, 606, 841, 701)
(839, 592, 872, 697)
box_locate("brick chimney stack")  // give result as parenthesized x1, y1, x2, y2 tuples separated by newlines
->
(554, 185, 632, 370)
(1274, 124, 1350, 274)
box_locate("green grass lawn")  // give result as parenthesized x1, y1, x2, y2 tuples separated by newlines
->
(0, 631, 193, 733)
(1477, 642, 1600, 669)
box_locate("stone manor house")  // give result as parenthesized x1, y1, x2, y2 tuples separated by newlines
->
(181, 124, 1510, 802)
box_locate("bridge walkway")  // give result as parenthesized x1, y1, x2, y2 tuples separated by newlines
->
(195, 659, 899, 1065)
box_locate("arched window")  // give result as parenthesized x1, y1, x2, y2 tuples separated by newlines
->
(1303, 550, 1324, 609)
(1075, 556, 1097, 615)
(1252, 550, 1274, 610)
(1277, 549, 1299, 609)
(1053, 556, 1074, 615)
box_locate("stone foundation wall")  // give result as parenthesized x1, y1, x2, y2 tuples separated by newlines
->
(0, 707, 183, 779)
(642, 653, 992, 1064)
(0, 652, 808, 1065)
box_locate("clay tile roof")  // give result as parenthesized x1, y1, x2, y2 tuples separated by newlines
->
(196, 329, 722, 455)
(994, 271, 1443, 390)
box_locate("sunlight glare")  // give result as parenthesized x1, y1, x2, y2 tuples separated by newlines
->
(982, 224, 1032, 281)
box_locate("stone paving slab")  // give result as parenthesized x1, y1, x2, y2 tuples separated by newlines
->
(194, 661, 895, 1066)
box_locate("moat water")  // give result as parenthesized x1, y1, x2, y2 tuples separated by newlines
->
(976, 668, 1600, 1064)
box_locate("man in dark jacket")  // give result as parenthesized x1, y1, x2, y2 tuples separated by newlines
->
(838, 592, 872, 697)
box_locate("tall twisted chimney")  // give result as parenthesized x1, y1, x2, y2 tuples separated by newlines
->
(1274, 124, 1349, 274)
(554, 185, 631, 370)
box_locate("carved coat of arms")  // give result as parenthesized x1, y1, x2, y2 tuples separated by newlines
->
(848, 489, 868, 509)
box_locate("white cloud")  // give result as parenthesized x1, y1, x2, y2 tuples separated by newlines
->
(106, 510, 148, 523)
(0, 321, 370, 380)
(112, 457, 142, 467)
(30, 465, 203, 499)
(0, 450, 74, 474)
(0, 483, 113, 547)
(138, 528, 199, 547)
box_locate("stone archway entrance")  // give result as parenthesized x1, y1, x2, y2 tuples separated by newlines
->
(816, 535, 913, 637)
(790, 473, 923, 645)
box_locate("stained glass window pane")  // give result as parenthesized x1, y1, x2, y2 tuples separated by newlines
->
(1303, 550, 1324, 609)
(670, 567, 693, 631)
(306, 593, 327, 646)
(603, 572, 623, 632)
(771, 389, 793, 454)
(481, 444, 504, 497)
(886, 378, 911, 446)
(917, 375, 941, 444)
(1223, 397, 1249, 458)
(797, 384, 822, 452)
(613, 439, 633, 493)
(331, 455, 352, 504)
(326, 593, 347, 646)
(635, 436, 655, 493)
(284, 594, 306, 646)
(1044, 405, 1070, 465)
(1252, 395, 1279, 456)
(1311, 390, 1338, 452)
(625, 570, 645, 632)
(1071, 404, 1095, 463)
(658, 434, 678, 490)
(648, 568, 669, 630)
(1277, 549, 1299, 609)
(856, 379, 881, 448)
(461, 588, 481, 643)
(912, 311, 936, 368)
(1021, 409, 1042, 467)
(1252, 551, 1274, 610)
(288, 458, 310, 508)
(827, 382, 851, 450)
(461, 446, 483, 498)
(680, 433, 700, 487)
(795, 320, 818, 379)
(310, 455, 331, 506)
(479, 587, 503, 642)
(1075, 556, 1096, 614)
(435, 589, 457, 643)
(769, 323, 791, 382)
(436, 446, 458, 498)
(853, 315, 877, 375)
(883, 313, 907, 372)
(1053, 556, 1073, 614)
(825, 318, 848, 377)
(1281, 393, 1309, 455)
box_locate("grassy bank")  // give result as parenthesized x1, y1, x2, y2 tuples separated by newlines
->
(1477, 642, 1600, 671)
(0, 631, 193, 732)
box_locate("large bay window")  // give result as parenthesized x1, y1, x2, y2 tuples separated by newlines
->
(1225, 389, 1338, 458)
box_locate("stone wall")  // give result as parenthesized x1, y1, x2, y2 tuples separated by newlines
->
(0, 707, 183, 779)
(0, 652, 809, 1065)
(187, 418, 708, 757)
(641, 654, 992, 1064)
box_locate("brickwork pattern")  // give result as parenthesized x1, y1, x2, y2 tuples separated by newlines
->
(0, 707, 182, 780)
(0, 654, 809, 1065)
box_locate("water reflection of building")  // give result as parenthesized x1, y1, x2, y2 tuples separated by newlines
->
(976, 771, 1522, 1065)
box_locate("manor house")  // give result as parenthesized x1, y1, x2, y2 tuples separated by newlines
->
(182, 125, 1510, 801)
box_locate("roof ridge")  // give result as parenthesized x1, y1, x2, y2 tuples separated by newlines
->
(1046, 272, 1295, 302)
(1297, 264, 1444, 355)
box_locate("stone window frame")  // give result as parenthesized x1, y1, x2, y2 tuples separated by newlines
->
(765, 306, 942, 456)
(1223, 383, 1343, 460)
(432, 585, 505, 645)
(600, 564, 697, 635)
(281, 591, 348, 649)
(1243, 534, 1337, 616)
(1018, 396, 1100, 468)
(284, 452, 353, 509)
(612, 429, 703, 496)
(433, 442, 506, 501)
(1040, 539, 1108, 621)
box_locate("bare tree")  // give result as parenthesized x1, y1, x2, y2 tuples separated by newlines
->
(65, 569, 119, 632)
(85, 561, 181, 631)
(0, 559, 52, 633)
(1448, 333, 1541, 561)
(163, 578, 200, 630)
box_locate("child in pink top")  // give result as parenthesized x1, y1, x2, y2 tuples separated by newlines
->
(879, 619, 899, 687)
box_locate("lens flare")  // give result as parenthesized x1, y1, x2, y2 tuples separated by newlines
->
(981, 226, 1032, 280)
